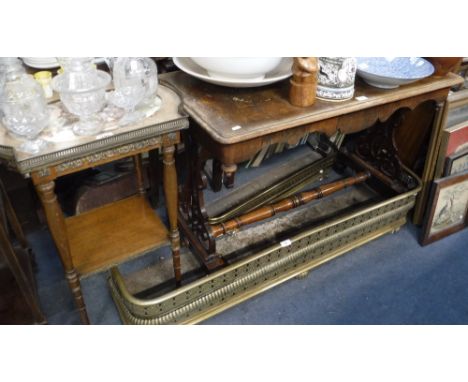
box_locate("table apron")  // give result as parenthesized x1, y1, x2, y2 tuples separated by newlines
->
(30, 134, 179, 184)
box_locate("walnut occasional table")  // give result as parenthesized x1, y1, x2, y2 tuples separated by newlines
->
(0, 85, 188, 324)
(161, 71, 462, 271)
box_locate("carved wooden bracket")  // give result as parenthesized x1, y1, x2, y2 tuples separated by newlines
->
(353, 109, 418, 191)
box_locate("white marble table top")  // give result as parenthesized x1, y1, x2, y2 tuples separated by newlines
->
(0, 85, 188, 174)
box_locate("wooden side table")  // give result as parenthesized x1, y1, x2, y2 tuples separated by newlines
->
(161, 72, 462, 271)
(0, 85, 189, 324)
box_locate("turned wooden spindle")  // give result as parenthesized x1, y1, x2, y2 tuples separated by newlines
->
(210, 171, 371, 238)
(289, 57, 318, 107)
(35, 181, 90, 324)
(162, 144, 182, 285)
(132, 154, 146, 195)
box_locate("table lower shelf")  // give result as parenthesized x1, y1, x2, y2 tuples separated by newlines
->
(65, 195, 169, 276)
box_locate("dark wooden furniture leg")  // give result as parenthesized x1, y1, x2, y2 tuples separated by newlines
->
(162, 144, 182, 285)
(0, 225, 46, 324)
(147, 149, 161, 208)
(35, 181, 90, 324)
(178, 138, 225, 271)
(211, 159, 223, 192)
(222, 163, 237, 189)
(0, 180, 46, 324)
(133, 154, 145, 195)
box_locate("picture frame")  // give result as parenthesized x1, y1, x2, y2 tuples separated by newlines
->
(443, 146, 468, 176)
(434, 119, 468, 178)
(433, 89, 468, 178)
(420, 170, 468, 246)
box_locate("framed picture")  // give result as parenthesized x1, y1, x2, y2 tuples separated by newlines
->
(435, 120, 468, 177)
(444, 147, 468, 176)
(433, 88, 468, 178)
(420, 170, 468, 246)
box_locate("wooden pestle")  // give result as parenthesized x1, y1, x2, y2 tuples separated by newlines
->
(289, 57, 318, 107)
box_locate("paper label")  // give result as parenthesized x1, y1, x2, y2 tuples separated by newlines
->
(280, 239, 292, 247)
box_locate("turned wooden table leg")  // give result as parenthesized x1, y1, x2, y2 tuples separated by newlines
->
(147, 149, 161, 208)
(211, 159, 223, 192)
(133, 154, 145, 195)
(222, 163, 237, 189)
(162, 145, 182, 285)
(35, 181, 90, 324)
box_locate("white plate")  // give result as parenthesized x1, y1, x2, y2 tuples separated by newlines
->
(22, 57, 106, 69)
(22, 57, 60, 69)
(173, 57, 293, 88)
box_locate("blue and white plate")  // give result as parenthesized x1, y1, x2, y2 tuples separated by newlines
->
(356, 57, 434, 89)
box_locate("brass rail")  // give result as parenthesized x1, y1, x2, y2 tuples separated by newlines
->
(207, 153, 337, 224)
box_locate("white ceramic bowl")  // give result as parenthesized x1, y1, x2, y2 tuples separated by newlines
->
(191, 57, 282, 81)
(173, 57, 292, 88)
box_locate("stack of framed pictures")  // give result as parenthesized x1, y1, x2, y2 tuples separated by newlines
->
(421, 81, 468, 245)
(420, 171, 468, 245)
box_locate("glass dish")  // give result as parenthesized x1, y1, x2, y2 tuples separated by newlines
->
(1, 65, 49, 154)
(0, 58, 24, 117)
(52, 58, 111, 136)
(111, 57, 160, 124)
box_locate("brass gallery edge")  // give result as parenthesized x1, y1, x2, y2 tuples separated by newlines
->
(0, 118, 188, 175)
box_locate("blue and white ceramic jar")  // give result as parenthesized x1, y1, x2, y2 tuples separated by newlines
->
(317, 57, 357, 101)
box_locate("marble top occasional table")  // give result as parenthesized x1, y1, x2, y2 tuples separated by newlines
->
(0, 85, 189, 324)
